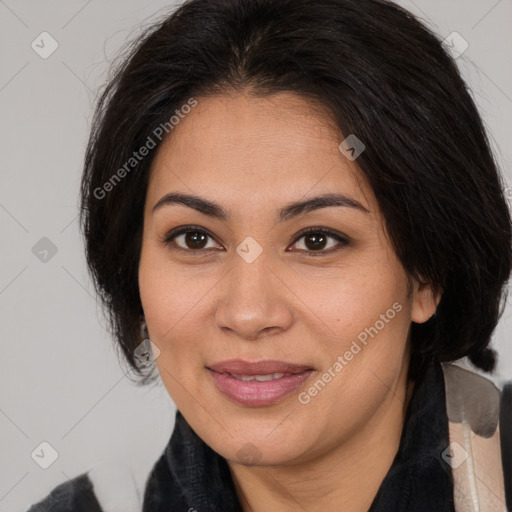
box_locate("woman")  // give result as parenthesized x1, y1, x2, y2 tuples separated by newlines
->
(29, 0, 512, 510)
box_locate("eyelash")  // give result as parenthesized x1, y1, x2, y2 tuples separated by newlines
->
(161, 225, 350, 257)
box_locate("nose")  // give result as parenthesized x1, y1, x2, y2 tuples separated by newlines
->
(214, 250, 294, 341)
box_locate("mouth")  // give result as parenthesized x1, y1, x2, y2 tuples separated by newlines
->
(206, 359, 315, 407)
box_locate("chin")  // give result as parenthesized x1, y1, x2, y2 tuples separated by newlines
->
(224, 438, 308, 467)
(199, 417, 314, 467)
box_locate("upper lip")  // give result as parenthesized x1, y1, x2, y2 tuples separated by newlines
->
(207, 359, 314, 375)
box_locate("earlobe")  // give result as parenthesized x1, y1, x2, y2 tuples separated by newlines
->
(411, 281, 442, 324)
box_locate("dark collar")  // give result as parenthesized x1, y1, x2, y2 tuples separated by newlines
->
(368, 357, 455, 511)
(143, 357, 454, 511)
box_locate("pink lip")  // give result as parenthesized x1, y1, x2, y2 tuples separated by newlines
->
(207, 359, 314, 407)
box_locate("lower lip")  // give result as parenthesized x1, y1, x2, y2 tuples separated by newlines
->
(207, 368, 314, 407)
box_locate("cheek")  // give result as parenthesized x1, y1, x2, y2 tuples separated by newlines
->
(139, 246, 212, 336)
(293, 257, 411, 400)
(139, 253, 207, 401)
(289, 255, 408, 341)
(299, 286, 411, 434)
(138, 246, 221, 398)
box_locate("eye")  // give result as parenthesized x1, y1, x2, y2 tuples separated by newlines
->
(288, 227, 349, 256)
(162, 225, 222, 253)
(162, 225, 349, 256)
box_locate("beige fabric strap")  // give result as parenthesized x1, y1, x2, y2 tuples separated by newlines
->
(442, 363, 507, 511)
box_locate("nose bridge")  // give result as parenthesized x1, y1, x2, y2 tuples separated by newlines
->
(232, 246, 271, 299)
(214, 245, 293, 339)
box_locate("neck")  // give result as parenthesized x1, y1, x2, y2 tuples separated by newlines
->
(227, 367, 415, 512)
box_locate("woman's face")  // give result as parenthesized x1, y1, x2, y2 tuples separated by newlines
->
(138, 90, 436, 466)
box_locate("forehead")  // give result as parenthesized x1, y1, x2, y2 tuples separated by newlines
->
(146, 91, 375, 214)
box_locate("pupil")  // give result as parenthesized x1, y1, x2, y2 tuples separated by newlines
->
(186, 231, 207, 249)
(305, 233, 326, 250)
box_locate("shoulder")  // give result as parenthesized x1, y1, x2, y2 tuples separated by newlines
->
(26, 472, 102, 512)
(27, 462, 142, 512)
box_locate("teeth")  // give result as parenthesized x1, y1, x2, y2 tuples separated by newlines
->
(229, 373, 286, 381)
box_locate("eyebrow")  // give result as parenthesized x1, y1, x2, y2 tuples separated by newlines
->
(152, 192, 370, 221)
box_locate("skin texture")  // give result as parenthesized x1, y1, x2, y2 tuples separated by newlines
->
(138, 90, 440, 512)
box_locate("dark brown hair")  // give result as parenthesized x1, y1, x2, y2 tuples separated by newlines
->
(80, 0, 512, 383)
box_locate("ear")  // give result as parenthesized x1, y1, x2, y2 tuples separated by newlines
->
(411, 279, 442, 324)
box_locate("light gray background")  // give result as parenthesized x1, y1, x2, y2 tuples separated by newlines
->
(0, 1, 511, 511)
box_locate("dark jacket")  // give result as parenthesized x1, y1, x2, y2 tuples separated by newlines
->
(28, 357, 459, 511)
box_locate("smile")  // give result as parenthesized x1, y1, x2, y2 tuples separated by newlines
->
(207, 363, 315, 407)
